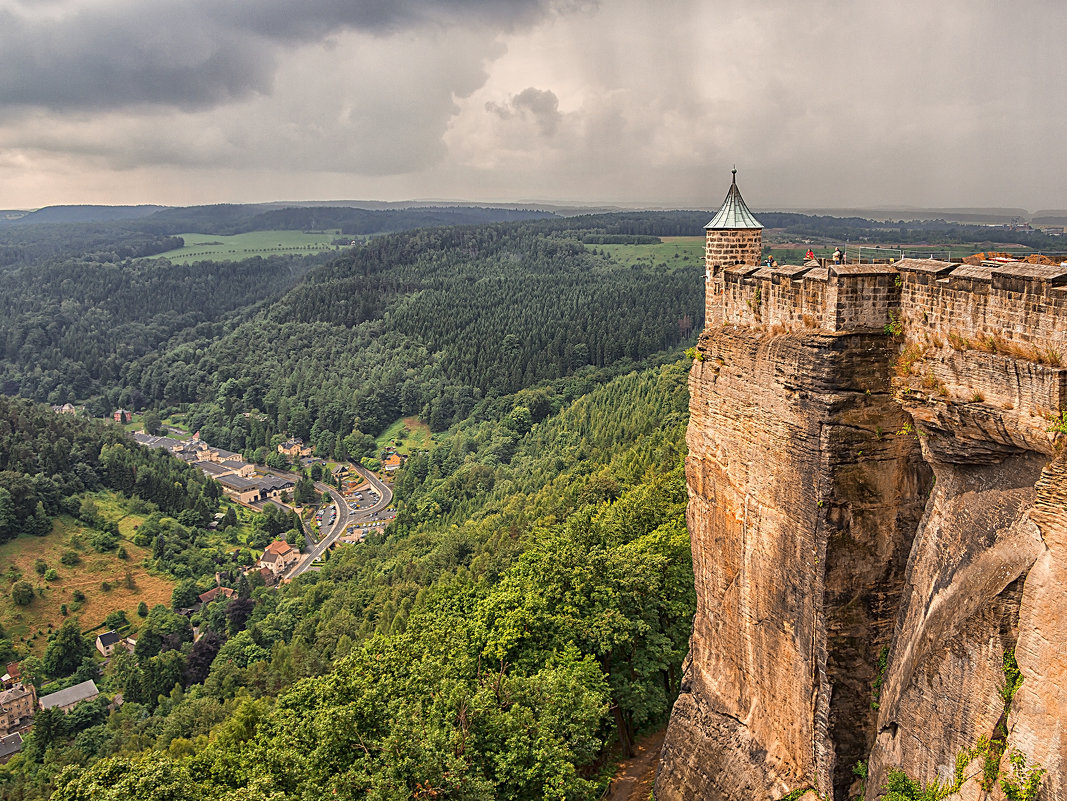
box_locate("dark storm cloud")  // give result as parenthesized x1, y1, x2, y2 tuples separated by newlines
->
(0, 0, 553, 111)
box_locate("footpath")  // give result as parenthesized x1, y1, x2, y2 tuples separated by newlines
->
(605, 729, 665, 801)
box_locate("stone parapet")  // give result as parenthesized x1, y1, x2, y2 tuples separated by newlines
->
(706, 255, 1067, 353)
(897, 259, 1067, 356)
(709, 262, 899, 334)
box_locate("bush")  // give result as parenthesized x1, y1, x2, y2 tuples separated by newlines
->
(72, 589, 86, 602)
(11, 581, 34, 606)
(137, 601, 148, 617)
(60, 550, 81, 566)
(101, 581, 112, 592)
(44, 568, 59, 581)
(89, 530, 119, 552)
(34, 559, 48, 576)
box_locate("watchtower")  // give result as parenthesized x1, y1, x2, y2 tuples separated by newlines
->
(704, 170, 763, 325)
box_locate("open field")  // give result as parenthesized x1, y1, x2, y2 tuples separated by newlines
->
(0, 497, 174, 655)
(376, 416, 434, 455)
(596, 237, 704, 270)
(150, 230, 355, 264)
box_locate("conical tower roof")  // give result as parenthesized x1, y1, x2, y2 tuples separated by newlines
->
(705, 169, 762, 230)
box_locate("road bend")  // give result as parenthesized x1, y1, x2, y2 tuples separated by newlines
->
(287, 464, 393, 578)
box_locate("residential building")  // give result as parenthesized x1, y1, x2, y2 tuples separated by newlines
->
(38, 680, 99, 713)
(1, 663, 20, 690)
(257, 540, 300, 576)
(95, 631, 121, 657)
(197, 586, 235, 605)
(0, 732, 22, 764)
(0, 684, 36, 735)
(113, 409, 133, 424)
(278, 438, 312, 458)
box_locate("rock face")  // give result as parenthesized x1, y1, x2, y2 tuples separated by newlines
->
(657, 218, 1067, 801)
(658, 327, 929, 800)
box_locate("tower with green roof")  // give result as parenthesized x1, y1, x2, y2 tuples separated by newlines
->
(704, 170, 763, 325)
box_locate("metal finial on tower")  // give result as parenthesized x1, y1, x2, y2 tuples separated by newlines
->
(732, 167, 737, 184)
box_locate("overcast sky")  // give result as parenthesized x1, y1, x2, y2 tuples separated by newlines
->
(0, 0, 1064, 211)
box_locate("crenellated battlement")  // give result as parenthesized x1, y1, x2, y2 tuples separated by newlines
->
(701, 172, 1067, 353)
(706, 254, 1067, 355)
(707, 259, 899, 333)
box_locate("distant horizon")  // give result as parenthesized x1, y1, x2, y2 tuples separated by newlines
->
(3, 198, 1067, 222)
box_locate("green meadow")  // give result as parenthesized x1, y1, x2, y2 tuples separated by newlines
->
(151, 230, 357, 264)
(596, 236, 705, 271)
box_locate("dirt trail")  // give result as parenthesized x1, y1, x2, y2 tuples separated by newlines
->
(605, 728, 665, 801)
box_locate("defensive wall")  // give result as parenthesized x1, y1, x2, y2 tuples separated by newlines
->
(707, 247, 1067, 356)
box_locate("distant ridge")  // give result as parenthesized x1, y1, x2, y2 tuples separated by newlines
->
(764, 206, 1033, 225)
(3, 204, 167, 225)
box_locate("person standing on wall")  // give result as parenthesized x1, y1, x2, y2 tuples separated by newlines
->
(833, 247, 842, 264)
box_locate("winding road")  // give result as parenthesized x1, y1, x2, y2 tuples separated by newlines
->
(286, 464, 393, 578)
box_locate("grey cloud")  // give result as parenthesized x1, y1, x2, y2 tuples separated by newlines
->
(0, 0, 554, 112)
(487, 87, 560, 135)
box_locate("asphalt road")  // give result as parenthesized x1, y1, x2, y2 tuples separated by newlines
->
(287, 464, 393, 578)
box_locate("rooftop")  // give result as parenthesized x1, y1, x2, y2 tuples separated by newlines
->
(0, 732, 22, 760)
(705, 170, 763, 230)
(39, 679, 99, 710)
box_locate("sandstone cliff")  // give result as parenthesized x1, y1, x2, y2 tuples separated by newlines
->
(658, 257, 1067, 801)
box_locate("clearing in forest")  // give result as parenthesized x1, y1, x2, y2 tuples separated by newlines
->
(597, 236, 704, 271)
(150, 230, 351, 264)
(375, 417, 434, 455)
(0, 496, 174, 655)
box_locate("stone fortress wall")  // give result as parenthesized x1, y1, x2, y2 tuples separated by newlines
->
(708, 226, 1067, 353)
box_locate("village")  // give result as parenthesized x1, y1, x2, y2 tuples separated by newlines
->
(0, 420, 404, 764)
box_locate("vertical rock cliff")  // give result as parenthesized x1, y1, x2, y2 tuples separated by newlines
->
(658, 326, 928, 800)
(656, 184, 1067, 801)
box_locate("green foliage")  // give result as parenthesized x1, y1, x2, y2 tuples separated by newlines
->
(880, 741, 1032, 801)
(1001, 648, 1024, 704)
(11, 579, 34, 606)
(884, 310, 904, 336)
(1048, 410, 1067, 436)
(171, 579, 201, 611)
(43, 618, 92, 679)
(871, 645, 889, 709)
(1000, 749, 1046, 801)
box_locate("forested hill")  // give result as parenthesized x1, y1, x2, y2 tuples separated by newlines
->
(0, 395, 218, 546)
(0, 205, 556, 269)
(0, 217, 705, 453)
(2, 357, 694, 801)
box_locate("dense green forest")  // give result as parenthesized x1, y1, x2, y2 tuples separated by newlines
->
(0, 358, 693, 801)
(0, 219, 704, 455)
(0, 396, 219, 546)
